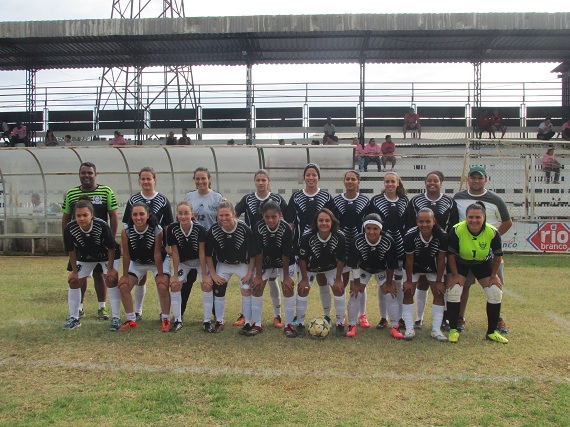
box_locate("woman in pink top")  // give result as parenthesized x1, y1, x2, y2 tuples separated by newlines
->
(110, 131, 126, 146)
(352, 137, 365, 172)
(542, 148, 561, 184)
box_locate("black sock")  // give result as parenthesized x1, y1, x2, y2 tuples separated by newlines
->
(486, 302, 501, 335)
(180, 269, 197, 316)
(447, 302, 461, 329)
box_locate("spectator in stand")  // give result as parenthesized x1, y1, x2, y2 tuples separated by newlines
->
(278, 139, 286, 146)
(10, 121, 28, 147)
(1, 118, 10, 145)
(323, 117, 337, 142)
(291, 141, 298, 145)
(542, 148, 561, 184)
(363, 138, 382, 172)
(323, 135, 338, 145)
(31, 193, 45, 215)
(227, 139, 235, 146)
(311, 139, 320, 145)
(178, 128, 192, 145)
(561, 118, 570, 141)
(110, 131, 126, 146)
(403, 108, 421, 140)
(352, 137, 364, 172)
(64, 135, 73, 146)
(381, 135, 397, 171)
(166, 131, 177, 145)
(537, 118, 555, 141)
(477, 109, 492, 139)
(45, 129, 59, 147)
(490, 109, 508, 139)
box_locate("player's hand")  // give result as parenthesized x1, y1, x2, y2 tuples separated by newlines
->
(332, 279, 344, 295)
(252, 276, 264, 292)
(403, 280, 415, 295)
(67, 271, 78, 284)
(490, 275, 502, 289)
(298, 277, 309, 292)
(282, 276, 295, 294)
(118, 274, 130, 287)
(349, 281, 364, 298)
(241, 272, 252, 285)
(435, 281, 446, 295)
(155, 273, 167, 287)
(211, 273, 225, 286)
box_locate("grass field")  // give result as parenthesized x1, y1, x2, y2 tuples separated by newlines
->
(0, 254, 568, 427)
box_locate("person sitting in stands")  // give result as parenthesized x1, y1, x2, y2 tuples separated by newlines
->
(477, 109, 493, 139)
(110, 131, 126, 146)
(323, 135, 338, 145)
(178, 128, 192, 145)
(352, 137, 364, 172)
(227, 139, 235, 146)
(1, 119, 10, 145)
(323, 117, 338, 142)
(311, 139, 320, 145)
(561, 118, 570, 141)
(381, 135, 397, 171)
(490, 109, 507, 139)
(403, 108, 421, 140)
(363, 138, 381, 172)
(166, 131, 177, 145)
(10, 121, 29, 147)
(278, 139, 286, 145)
(537, 118, 555, 141)
(64, 135, 73, 146)
(45, 129, 59, 147)
(542, 148, 561, 184)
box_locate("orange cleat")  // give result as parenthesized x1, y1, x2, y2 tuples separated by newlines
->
(232, 314, 246, 327)
(118, 320, 138, 331)
(358, 314, 371, 328)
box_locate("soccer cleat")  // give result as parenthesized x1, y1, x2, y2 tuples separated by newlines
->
(486, 331, 509, 344)
(232, 313, 245, 327)
(295, 324, 306, 337)
(135, 312, 143, 322)
(336, 313, 347, 327)
(118, 320, 138, 331)
(212, 321, 225, 333)
(404, 329, 415, 340)
(170, 321, 183, 332)
(390, 325, 404, 339)
(109, 317, 121, 331)
(78, 309, 85, 318)
(457, 317, 466, 332)
(203, 321, 212, 333)
(346, 324, 357, 337)
(358, 314, 371, 328)
(97, 307, 109, 320)
(440, 319, 450, 332)
(398, 319, 406, 330)
(324, 315, 332, 327)
(284, 324, 298, 338)
(245, 325, 263, 337)
(497, 318, 509, 334)
(448, 329, 460, 343)
(273, 316, 284, 329)
(336, 324, 345, 337)
(63, 317, 81, 330)
(376, 318, 390, 329)
(430, 330, 448, 342)
(239, 323, 253, 335)
(414, 320, 423, 330)
(161, 319, 171, 332)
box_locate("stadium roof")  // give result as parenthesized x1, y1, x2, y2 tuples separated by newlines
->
(0, 13, 569, 70)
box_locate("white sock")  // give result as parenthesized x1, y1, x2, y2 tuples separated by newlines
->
(214, 296, 225, 324)
(242, 295, 253, 325)
(283, 295, 296, 326)
(134, 284, 146, 314)
(296, 295, 308, 325)
(432, 304, 445, 332)
(108, 286, 121, 319)
(268, 279, 281, 317)
(98, 301, 106, 309)
(358, 287, 367, 317)
(126, 312, 136, 322)
(402, 303, 414, 333)
(348, 293, 361, 326)
(68, 288, 81, 319)
(170, 291, 182, 322)
(386, 293, 400, 325)
(202, 291, 213, 323)
(415, 289, 428, 322)
(161, 312, 170, 321)
(334, 294, 346, 325)
(378, 289, 387, 319)
(251, 295, 263, 326)
(319, 285, 331, 318)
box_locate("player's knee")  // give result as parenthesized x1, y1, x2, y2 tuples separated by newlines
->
(484, 284, 502, 304)
(252, 289, 263, 297)
(68, 278, 80, 288)
(105, 275, 118, 288)
(170, 282, 181, 292)
(214, 282, 227, 297)
(447, 284, 462, 303)
(297, 286, 309, 298)
(201, 282, 212, 292)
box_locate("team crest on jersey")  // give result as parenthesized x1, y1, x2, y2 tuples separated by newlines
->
(479, 241, 488, 250)
(92, 195, 103, 205)
(300, 249, 306, 255)
(178, 269, 184, 278)
(76, 264, 82, 272)
(360, 273, 366, 279)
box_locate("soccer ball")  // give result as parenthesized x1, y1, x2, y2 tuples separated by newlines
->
(308, 317, 330, 339)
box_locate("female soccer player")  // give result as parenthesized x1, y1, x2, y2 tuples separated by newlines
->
(446, 202, 507, 344)
(251, 200, 295, 336)
(295, 208, 346, 337)
(333, 170, 371, 328)
(167, 201, 208, 332)
(235, 169, 288, 328)
(402, 208, 448, 341)
(205, 200, 255, 334)
(367, 172, 409, 335)
(63, 199, 120, 330)
(123, 167, 174, 322)
(285, 163, 334, 323)
(117, 202, 170, 332)
(346, 213, 398, 337)
(405, 170, 456, 329)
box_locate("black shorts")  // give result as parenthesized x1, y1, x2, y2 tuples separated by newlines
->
(455, 257, 493, 280)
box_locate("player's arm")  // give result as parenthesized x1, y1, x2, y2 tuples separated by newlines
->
(108, 209, 119, 237)
(497, 218, 513, 236)
(120, 228, 130, 278)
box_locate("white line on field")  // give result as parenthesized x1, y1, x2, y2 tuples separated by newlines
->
(0, 357, 568, 384)
(546, 312, 570, 331)
(502, 288, 527, 302)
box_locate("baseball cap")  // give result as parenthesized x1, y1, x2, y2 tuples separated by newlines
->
(469, 166, 488, 177)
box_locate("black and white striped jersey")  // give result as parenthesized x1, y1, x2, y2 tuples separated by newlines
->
(166, 221, 207, 263)
(122, 192, 173, 227)
(367, 194, 409, 260)
(298, 230, 346, 272)
(206, 220, 255, 265)
(347, 232, 399, 274)
(253, 219, 294, 269)
(332, 193, 370, 244)
(124, 223, 163, 265)
(235, 192, 288, 228)
(405, 193, 456, 232)
(64, 218, 115, 262)
(403, 227, 448, 274)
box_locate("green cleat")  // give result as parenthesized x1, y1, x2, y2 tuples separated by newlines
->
(98, 307, 109, 320)
(448, 329, 460, 343)
(486, 331, 509, 344)
(109, 317, 121, 331)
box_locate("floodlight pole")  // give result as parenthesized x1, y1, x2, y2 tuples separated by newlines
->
(246, 63, 254, 145)
(26, 66, 37, 146)
(359, 60, 366, 147)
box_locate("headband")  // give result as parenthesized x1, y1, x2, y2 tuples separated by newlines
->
(363, 220, 382, 230)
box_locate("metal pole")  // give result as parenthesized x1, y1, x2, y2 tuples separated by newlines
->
(246, 63, 254, 144)
(359, 61, 365, 146)
(25, 67, 37, 147)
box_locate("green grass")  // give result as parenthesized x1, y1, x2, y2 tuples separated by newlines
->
(0, 254, 568, 426)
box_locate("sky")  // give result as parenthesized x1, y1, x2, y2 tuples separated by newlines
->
(1, 1, 568, 106)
